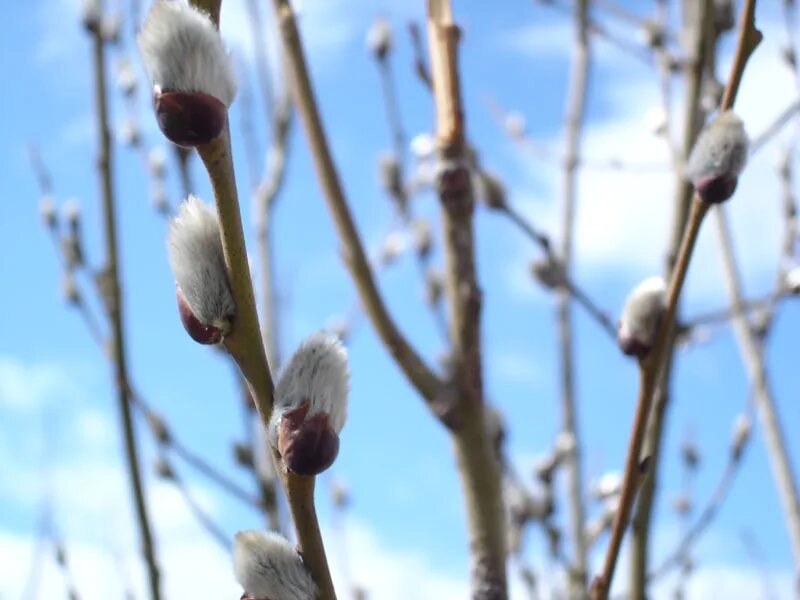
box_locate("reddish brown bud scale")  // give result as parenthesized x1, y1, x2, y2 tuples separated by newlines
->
(176, 287, 225, 344)
(693, 173, 738, 204)
(277, 403, 340, 476)
(155, 90, 227, 148)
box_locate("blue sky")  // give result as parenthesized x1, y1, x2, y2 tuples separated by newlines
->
(1, 0, 799, 598)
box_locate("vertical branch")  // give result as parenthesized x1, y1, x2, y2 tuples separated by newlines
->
(427, 1, 508, 598)
(557, 0, 590, 592)
(713, 209, 800, 583)
(630, 1, 714, 594)
(88, 14, 161, 600)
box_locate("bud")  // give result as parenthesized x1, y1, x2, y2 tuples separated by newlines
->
(480, 171, 507, 210)
(412, 218, 432, 258)
(781, 44, 797, 68)
(151, 181, 170, 215)
(424, 268, 444, 307)
(378, 152, 402, 199)
(331, 479, 350, 509)
(378, 231, 406, 267)
(154, 457, 175, 480)
(167, 196, 235, 344)
(410, 132, 436, 161)
(503, 111, 526, 139)
(713, 0, 735, 33)
(686, 111, 748, 204)
(138, 1, 237, 147)
(116, 57, 138, 97)
(62, 274, 80, 305)
(639, 21, 664, 49)
(701, 78, 725, 114)
(617, 276, 666, 358)
(681, 439, 700, 470)
(120, 119, 141, 147)
(731, 413, 751, 460)
(671, 494, 692, 516)
(146, 412, 170, 444)
(101, 12, 122, 44)
(785, 266, 800, 295)
(268, 333, 349, 476)
(643, 105, 667, 136)
(39, 196, 57, 229)
(530, 257, 565, 290)
(63, 198, 81, 228)
(366, 17, 392, 61)
(591, 471, 622, 501)
(148, 147, 167, 178)
(81, 0, 101, 32)
(233, 530, 316, 600)
(233, 443, 254, 467)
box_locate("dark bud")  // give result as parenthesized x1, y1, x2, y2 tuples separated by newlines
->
(155, 457, 175, 480)
(277, 402, 340, 476)
(617, 331, 653, 359)
(694, 173, 738, 204)
(234, 443, 254, 468)
(530, 257, 566, 290)
(147, 412, 171, 445)
(155, 90, 227, 148)
(176, 287, 226, 345)
(638, 455, 652, 475)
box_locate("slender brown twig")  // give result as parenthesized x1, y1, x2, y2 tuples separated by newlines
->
(556, 0, 590, 593)
(271, 0, 444, 415)
(629, 2, 716, 591)
(593, 4, 762, 596)
(88, 11, 161, 599)
(427, 1, 508, 597)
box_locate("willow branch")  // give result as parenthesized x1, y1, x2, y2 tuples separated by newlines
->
(593, 6, 762, 595)
(629, 2, 715, 592)
(89, 18, 161, 600)
(271, 0, 444, 414)
(713, 208, 800, 579)
(428, 1, 508, 597)
(557, 0, 590, 592)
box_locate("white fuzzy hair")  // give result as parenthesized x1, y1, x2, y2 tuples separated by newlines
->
(269, 333, 349, 446)
(618, 276, 666, 346)
(686, 110, 748, 183)
(138, 0, 237, 106)
(233, 530, 317, 600)
(167, 196, 235, 328)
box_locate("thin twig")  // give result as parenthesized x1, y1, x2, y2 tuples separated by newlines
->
(557, 0, 590, 593)
(88, 14, 161, 600)
(629, 0, 716, 592)
(427, 1, 508, 597)
(713, 208, 800, 581)
(593, 6, 762, 595)
(271, 0, 444, 415)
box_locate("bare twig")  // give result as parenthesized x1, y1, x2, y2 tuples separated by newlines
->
(271, 0, 444, 415)
(427, 1, 508, 597)
(629, 0, 715, 592)
(556, 0, 590, 593)
(712, 208, 800, 581)
(88, 13, 161, 599)
(593, 4, 762, 596)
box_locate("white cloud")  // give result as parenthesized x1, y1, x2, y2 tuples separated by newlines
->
(0, 355, 82, 411)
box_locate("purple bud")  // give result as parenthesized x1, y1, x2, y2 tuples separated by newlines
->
(155, 90, 227, 148)
(176, 286, 226, 344)
(277, 402, 340, 477)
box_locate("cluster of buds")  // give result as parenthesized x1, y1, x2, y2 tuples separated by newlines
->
(234, 530, 316, 600)
(686, 110, 749, 204)
(617, 276, 667, 358)
(138, 0, 237, 147)
(268, 333, 349, 476)
(167, 196, 235, 344)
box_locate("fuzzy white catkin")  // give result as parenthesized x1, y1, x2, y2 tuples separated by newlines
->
(233, 530, 317, 600)
(619, 276, 667, 347)
(167, 196, 235, 328)
(685, 110, 748, 185)
(138, 0, 237, 106)
(366, 17, 392, 57)
(268, 333, 349, 446)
